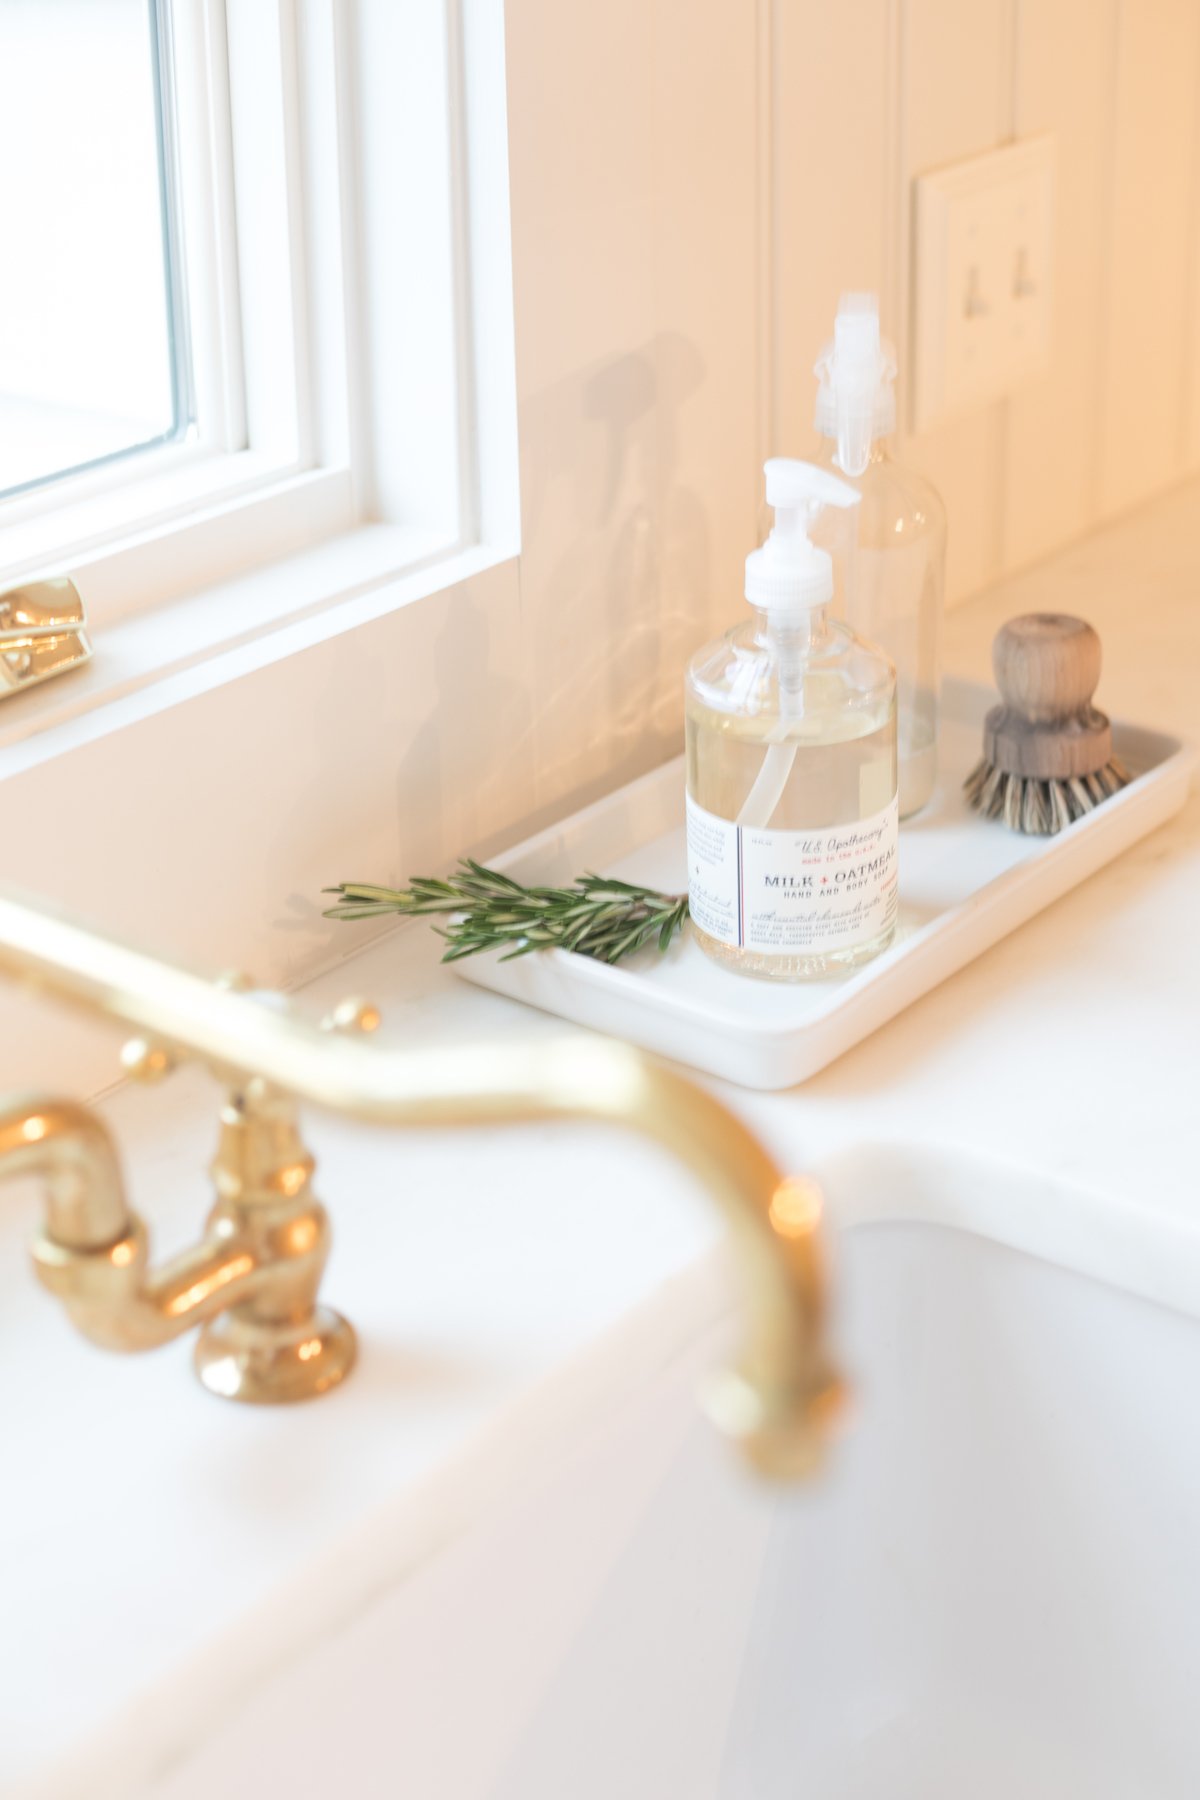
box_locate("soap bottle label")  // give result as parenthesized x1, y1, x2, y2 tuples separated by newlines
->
(685, 793, 899, 957)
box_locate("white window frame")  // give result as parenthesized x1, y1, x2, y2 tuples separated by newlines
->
(0, 0, 518, 664)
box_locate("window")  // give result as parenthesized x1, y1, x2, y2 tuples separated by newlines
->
(0, 0, 516, 669)
(0, 0, 363, 623)
(0, 0, 190, 500)
(0, 0, 518, 1010)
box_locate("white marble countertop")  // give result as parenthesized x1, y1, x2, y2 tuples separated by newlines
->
(3, 479, 1198, 1798)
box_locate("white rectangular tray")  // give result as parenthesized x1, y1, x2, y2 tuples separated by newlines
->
(456, 677, 1195, 1089)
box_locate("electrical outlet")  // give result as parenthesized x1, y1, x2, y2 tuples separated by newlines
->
(912, 136, 1055, 431)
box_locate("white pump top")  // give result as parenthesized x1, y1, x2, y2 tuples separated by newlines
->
(814, 292, 897, 477)
(745, 457, 861, 614)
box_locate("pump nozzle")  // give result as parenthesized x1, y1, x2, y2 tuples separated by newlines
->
(746, 459, 860, 615)
(814, 293, 897, 477)
(764, 456, 862, 522)
(737, 459, 861, 830)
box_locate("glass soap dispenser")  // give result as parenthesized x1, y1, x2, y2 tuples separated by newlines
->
(685, 459, 899, 982)
(813, 293, 946, 817)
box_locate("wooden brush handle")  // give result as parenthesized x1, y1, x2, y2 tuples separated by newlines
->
(992, 614, 1102, 722)
(985, 613, 1112, 780)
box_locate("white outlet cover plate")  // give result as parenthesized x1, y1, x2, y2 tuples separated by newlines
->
(912, 136, 1056, 432)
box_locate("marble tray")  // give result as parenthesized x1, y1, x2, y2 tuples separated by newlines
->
(455, 677, 1196, 1089)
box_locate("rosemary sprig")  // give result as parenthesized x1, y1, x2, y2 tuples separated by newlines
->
(323, 860, 689, 966)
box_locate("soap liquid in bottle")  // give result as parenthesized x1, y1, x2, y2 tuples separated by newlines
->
(685, 461, 898, 982)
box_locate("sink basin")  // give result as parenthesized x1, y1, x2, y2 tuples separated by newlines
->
(150, 1153, 1200, 1800)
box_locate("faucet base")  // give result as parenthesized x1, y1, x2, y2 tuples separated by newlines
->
(194, 1304, 357, 1404)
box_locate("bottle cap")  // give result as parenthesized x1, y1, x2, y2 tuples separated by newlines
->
(745, 459, 861, 614)
(814, 293, 897, 475)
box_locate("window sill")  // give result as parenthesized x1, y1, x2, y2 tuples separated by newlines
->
(0, 523, 514, 777)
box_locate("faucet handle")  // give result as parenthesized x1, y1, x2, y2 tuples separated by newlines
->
(118, 971, 257, 1085)
(321, 996, 383, 1036)
(116, 967, 360, 1404)
(120, 1035, 179, 1084)
(120, 980, 380, 1086)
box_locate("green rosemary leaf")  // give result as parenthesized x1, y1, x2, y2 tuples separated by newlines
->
(323, 905, 398, 921)
(463, 858, 527, 894)
(497, 939, 545, 961)
(606, 921, 655, 962)
(324, 858, 689, 967)
(579, 874, 660, 899)
(327, 882, 410, 903)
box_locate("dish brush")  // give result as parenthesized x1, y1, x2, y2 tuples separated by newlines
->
(964, 613, 1131, 835)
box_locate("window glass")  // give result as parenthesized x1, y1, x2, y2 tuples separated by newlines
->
(0, 0, 189, 501)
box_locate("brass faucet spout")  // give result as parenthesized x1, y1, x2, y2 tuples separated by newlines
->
(0, 889, 843, 1471)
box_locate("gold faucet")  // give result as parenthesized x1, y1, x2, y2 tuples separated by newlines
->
(2, 1080, 354, 1402)
(0, 888, 843, 1478)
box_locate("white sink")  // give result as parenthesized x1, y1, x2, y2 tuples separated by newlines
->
(150, 1152, 1200, 1800)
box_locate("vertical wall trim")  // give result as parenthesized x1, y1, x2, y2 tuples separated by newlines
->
(999, 0, 1018, 141)
(1179, 9, 1200, 472)
(882, 0, 905, 352)
(756, 0, 777, 467)
(1091, 0, 1124, 518)
(893, 0, 916, 429)
(993, 0, 1019, 570)
(445, 0, 481, 550)
(327, 0, 371, 520)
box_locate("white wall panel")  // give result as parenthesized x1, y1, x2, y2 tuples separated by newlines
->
(1004, 0, 1119, 568)
(504, 0, 759, 824)
(774, 0, 1200, 595)
(771, 0, 893, 458)
(1099, 0, 1200, 515)
(893, 0, 1013, 605)
(1187, 28, 1200, 472)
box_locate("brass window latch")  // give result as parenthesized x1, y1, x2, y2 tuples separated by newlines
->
(0, 577, 93, 698)
(0, 890, 844, 1480)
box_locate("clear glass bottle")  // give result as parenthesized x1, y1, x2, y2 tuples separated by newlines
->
(685, 460, 898, 982)
(812, 295, 947, 818)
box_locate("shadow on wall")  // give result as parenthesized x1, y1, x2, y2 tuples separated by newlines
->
(518, 331, 714, 819)
(393, 590, 536, 869)
(270, 334, 716, 976)
(268, 585, 535, 978)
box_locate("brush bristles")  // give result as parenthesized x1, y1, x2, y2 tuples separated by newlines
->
(963, 756, 1132, 835)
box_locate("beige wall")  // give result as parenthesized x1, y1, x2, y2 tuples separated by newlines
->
(505, 0, 1200, 821)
